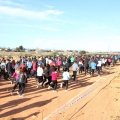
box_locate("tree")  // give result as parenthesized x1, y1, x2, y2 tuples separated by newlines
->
(19, 45, 24, 50)
(79, 50, 86, 55)
(15, 45, 25, 52)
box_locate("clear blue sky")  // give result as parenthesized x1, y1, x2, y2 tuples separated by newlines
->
(0, 0, 120, 52)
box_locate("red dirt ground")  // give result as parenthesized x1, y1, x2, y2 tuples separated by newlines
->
(0, 63, 120, 120)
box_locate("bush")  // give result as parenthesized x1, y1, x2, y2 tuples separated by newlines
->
(15, 46, 25, 52)
(49, 51, 58, 56)
(79, 50, 86, 55)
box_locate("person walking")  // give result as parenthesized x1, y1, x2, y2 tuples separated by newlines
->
(90, 59, 96, 77)
(36, 64, 43, 88)
(60, 67, 70, 91)
(49, 67, 59, 92)
(71, 60, 79, 81)
(10, 67, 20, 95)
(97, 57, 102, 76)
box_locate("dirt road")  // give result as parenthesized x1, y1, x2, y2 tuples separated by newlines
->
(0, 64, 120, 120)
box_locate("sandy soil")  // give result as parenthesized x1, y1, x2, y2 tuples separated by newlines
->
(0, 63, 120, 120)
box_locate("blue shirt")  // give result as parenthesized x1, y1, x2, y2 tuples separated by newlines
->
(39, 61, 44, 66)
(90, 62, 96, 69)
(27, 62, 32, 68)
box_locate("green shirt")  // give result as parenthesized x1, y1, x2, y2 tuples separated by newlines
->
(71, 57, 74, 62)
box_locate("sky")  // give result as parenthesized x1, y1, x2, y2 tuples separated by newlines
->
(0, 0, 120, 52)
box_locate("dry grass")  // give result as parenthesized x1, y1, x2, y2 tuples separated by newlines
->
(0, 51, 74, 61)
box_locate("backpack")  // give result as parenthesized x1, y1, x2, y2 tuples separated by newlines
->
(19, 73, 27, 83)
(1, 65, 5, 70)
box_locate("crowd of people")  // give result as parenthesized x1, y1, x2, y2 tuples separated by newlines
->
(0, 54, 119, 97)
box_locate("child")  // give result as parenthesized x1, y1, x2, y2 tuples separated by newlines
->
(60, 67, 70, 91)
(78, 58, 83, 74)
(90, 59, 96, 77)
(42, 65, 49, 87)
(56, 58, 62, 72)
(36, 64, 43, 88)
(10, 67, 20, 95)
(49, 67, 59, 92)
(71, 60, 79, 81)
(18, 68, 27, 97)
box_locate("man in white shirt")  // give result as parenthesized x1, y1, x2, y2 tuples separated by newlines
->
(36, 64, 43, 88)
(97, 58, 102, 76)
(0, 60, 7, 80)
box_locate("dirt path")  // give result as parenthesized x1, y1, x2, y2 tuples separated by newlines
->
(54, 66, 120, 120)
(0, 64, 120, 120)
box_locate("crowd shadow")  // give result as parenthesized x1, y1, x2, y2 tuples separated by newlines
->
(0, 95, 42, 112)
(11, 112, 40, 120)
(68, 79, 94, 91)
(11, 111, 40, 120)
(0, 96, 57, 118)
